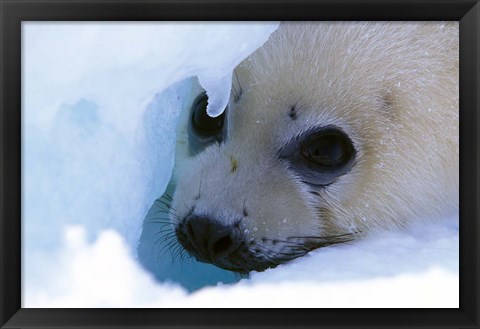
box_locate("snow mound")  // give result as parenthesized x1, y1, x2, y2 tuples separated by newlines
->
(25, 217, 458, 308)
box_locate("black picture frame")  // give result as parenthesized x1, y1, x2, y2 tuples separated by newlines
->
(1, 0, 479, 328)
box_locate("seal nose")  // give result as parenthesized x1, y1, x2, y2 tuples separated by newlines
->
(185, 215, 239, 262)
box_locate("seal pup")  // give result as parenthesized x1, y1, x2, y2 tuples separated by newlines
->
(169, 22, 459, 273)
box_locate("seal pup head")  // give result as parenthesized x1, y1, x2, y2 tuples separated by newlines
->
(170, 22, 459, 273)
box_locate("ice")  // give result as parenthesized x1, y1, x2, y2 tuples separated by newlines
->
(23, 22, 278, 300)
(199, 73, 233, 117)
(23, 22, 458, 308)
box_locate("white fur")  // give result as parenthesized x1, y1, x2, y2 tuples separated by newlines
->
(172, 22, 458, 262)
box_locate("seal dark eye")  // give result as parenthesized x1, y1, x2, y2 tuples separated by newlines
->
(302, 129, 355, 171)
(278, 126, 356, 187)
(188, 92, 227, 156)
(191, 94, 225, 137)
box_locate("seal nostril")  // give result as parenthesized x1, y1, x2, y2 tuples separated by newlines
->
(181, 214, 241, 263)
(212, 235, 233, 257)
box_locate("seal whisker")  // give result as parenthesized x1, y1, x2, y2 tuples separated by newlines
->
(255, 249, 302, 268)
(153, 235, 178, 262)
(233, 70, 243, 102)
(251, 243, 306, 263)
(153, 231, 177, 244)
(286, 231, 361, 240)
(146, 220, 172, 225)
(154, 199, 179, 212)
(233, 272, 248, 280)
(153, 235, 175, 250)
(150, 208, 183, 220)
(161, 193, 173, 201)
(172, 243, 190, 266)
(250, 248, 279, 266)
(150, 212, 182, 223)
(147, 215, 178, 222)
(149, 224, 175, 237)
(153, 229, 176, 239)
(171, 245, 183, 265)
(156, 199, 172, 207)
(262, 238, 310, 248)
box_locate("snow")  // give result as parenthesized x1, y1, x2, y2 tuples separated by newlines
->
(25, 218, 458, 308)
(22, 22, 458, 308)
